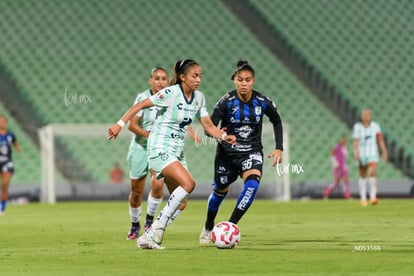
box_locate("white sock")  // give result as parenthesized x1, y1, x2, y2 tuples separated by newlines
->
(167, 209, 182, 226)
(129, 205, 142, 223)
(358, 178, 367, 201)
(369, 177, 377, 200)
(156, 186, 189, 227)
(147, 193, 163, 217)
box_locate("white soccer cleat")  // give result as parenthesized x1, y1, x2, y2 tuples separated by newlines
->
(137, 233, 165, 250)
(150, 220, 166, 245)
(199, 227, 212, 244)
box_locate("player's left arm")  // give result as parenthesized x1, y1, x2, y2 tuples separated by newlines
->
(187, 125, 201, 145)
(12, 134, 20, 152)
(204, 94, 228, 138)
(264, 97, 283, 166)
(199, 116, 236, 144)
(377, 133, 388, 162)
(128, 116, 150, 138)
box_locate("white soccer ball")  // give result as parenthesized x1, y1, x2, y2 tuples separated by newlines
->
(212, 221, 241, 249)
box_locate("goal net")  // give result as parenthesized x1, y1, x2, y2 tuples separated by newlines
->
(38, 122, 290, 203)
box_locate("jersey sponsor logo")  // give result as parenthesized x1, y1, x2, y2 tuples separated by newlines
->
(250, 153, 263, 163)
(230, 117, 240, 123)
(231, 106, 239, 114)
(176, 103, 197, 112)
(215, 93, 230, 106)
(155, 88, 171, 100)
(238, 125, 252, 138)
(156, 92, 164, 99)
(231, 143, 253, 152)
(0, 145, 9, 155)
(170, 132, 185, 140)
(179, 117, 192, 129)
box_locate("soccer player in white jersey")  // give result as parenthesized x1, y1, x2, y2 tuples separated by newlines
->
(126, 67, 200, 240)
(352, 109, 388, 206)
(126, 67, 169, 240)
(109, 59, 236, 249)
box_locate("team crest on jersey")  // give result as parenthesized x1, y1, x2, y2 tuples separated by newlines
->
(255, 106, 262, 115)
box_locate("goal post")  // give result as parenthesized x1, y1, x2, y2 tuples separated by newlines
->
(38, 122, 290, 204)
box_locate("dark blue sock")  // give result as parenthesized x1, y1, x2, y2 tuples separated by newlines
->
(1, 200, 6, 212)
(229, 175, 260, 224)
(205, 189, 227, 230)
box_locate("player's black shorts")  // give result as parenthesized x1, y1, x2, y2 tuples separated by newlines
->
(0, 161, 14, 174)
(214, 151, 263, 190)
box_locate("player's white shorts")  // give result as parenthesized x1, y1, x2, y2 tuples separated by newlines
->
(148, 151, 188, 180)
(359, 155, 379, 166)
(126, 143, 148, 179)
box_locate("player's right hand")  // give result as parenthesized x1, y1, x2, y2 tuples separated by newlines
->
(108, 124, 121, 140)
(224, 134, 237, 145)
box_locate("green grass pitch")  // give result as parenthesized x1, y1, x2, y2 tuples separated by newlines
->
(1, 199, 413, 275)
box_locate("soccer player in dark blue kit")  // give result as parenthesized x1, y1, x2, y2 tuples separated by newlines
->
(0, 115, 20, 216)
(199, 60, 283, 243)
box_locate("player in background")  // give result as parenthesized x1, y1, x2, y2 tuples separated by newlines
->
(0, 115, 21, 216)
(110, 162, 124, 184)
(352, 109, 388, 206)
(125, 67, 200, 240)
(323, 135, 351, 199)
(199, 60, 283, 244)
(109, 59, 236, 249)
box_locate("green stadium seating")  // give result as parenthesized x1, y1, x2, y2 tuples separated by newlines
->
(0, 0, 408, 187)
(250, 0, 412, 180)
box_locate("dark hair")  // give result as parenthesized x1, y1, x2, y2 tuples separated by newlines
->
(150, 67, 168, 78)
(171, 59, 199, 84)
(231, 60, 255, 80)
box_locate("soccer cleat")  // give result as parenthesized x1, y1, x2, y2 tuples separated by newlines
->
(150, 220, 166, 245)
(370, 198, 379, 205)
(144, 223, 151, 234)
(137, 233, 165, 250)
(0, 211, 4, 217)
(361, 200, 368, 207)
(126, 226, 139, 240)
(199, 227, 212, 244)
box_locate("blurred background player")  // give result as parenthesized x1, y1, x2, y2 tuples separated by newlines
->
(109, 162, 124, 184)
(352, 109, 388, 206)
(125, 67, 201, 240)
(199, 60, 283, 244)
(125, 67, 169, 240)
(109, 59, 236, 249)
(323, 135, 350, 199)
(0, 115, 21, 216)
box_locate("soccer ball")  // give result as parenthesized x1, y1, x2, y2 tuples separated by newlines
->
(212, 221, 241, 249)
